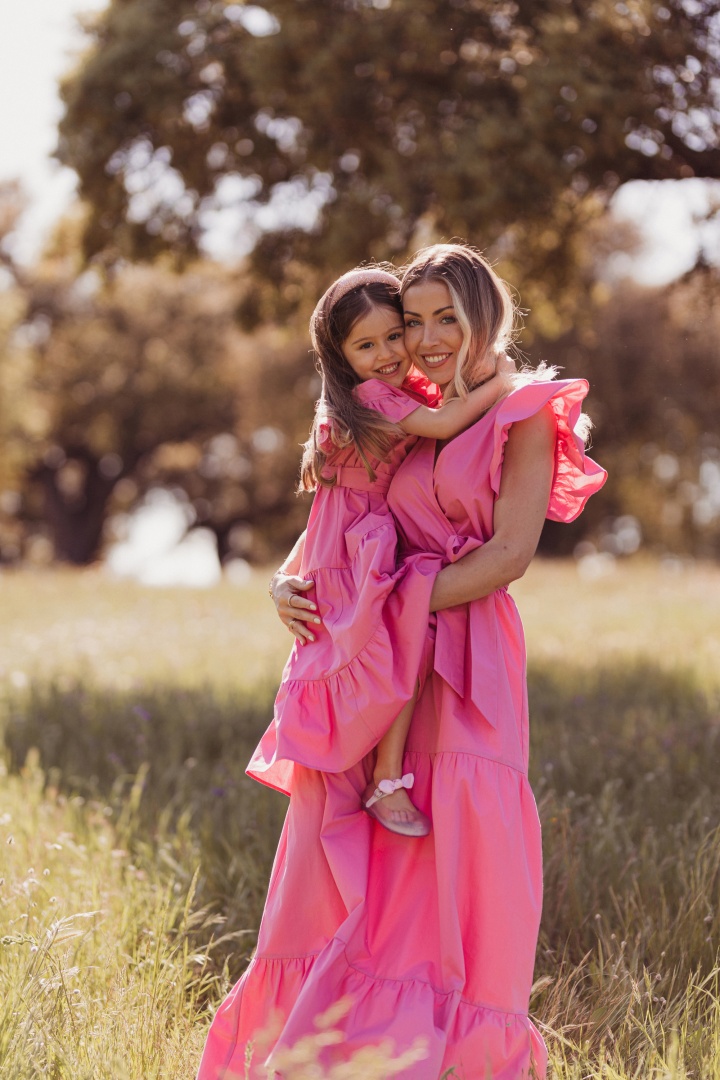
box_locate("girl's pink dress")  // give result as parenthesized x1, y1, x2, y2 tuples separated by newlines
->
(198, 378, 607, 1080)
(247, 371, 440, 793)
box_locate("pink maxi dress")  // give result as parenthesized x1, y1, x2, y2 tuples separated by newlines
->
(198, 378, 607, 1080)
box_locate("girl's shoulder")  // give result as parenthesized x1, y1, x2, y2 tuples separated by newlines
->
(353, 372, 440, 422)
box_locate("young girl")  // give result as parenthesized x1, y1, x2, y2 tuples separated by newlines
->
(247, 266, 513, 836)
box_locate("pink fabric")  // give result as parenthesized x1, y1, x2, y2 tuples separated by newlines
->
(198, 378, 606, 1079)
(247, 374, 440, 790)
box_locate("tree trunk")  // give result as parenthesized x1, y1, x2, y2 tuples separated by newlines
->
(32, 452, 117, 565)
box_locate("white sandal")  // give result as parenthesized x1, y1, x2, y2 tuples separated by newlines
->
(362, 773, 431, 838)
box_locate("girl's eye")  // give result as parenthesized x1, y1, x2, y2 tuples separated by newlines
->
(388, 332, 404, 341)
(358, 341, 374, 350)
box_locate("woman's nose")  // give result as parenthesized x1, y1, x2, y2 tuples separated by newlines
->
(421, 323, 438, 346)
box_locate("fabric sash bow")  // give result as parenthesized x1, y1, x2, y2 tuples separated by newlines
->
(432, 531, 505, 728)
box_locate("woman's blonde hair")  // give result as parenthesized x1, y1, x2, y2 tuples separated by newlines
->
(401, 242, 592, 444)
(299, 276, 406, 491)
(401, 243, 517, 400)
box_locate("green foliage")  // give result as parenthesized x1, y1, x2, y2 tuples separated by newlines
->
(1, 561, 720, 1075)
(533, 268, 720, 558)
(0, 753, 216, 1077)
(0, 224, 314, 565)
(58, 0, 720, 309)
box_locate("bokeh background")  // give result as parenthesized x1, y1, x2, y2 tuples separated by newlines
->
(1, 0, 719, 579)
(2, 3, 720, 1078)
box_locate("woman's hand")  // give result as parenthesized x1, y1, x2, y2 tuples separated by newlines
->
(270, 572, 321, 644)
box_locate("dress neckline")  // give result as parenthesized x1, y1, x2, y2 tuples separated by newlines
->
(431, 397, 503, 471)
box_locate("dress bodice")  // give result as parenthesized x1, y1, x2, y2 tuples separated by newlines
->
(389, 377, 607, 558)
(387, 378, 607, 763)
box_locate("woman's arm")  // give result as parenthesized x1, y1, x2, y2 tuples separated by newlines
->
(277, 529, 306, 577)
(269, 529, 323, 644)
(400, 357, 515, 441)
(429, 406, 556, 612)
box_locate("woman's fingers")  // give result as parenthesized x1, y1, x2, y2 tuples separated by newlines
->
(288, 616, 315, 644)
(271, 573, 322, 642)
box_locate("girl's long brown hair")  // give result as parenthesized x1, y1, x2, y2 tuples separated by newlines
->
(300, 280, 407, 491)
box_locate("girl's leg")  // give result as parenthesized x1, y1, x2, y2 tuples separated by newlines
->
(366, 687, 426, 827)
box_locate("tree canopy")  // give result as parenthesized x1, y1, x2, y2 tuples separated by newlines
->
(0, 199, 314, 565)
(58, 0, 720, 313)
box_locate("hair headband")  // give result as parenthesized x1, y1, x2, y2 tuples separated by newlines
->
(311, 268, 400, 330)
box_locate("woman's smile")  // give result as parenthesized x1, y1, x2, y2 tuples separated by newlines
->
(402, 279, 464, 388)
(421, 352, 452, 369)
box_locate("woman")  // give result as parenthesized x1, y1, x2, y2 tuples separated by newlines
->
(197, 244, 606, 1079)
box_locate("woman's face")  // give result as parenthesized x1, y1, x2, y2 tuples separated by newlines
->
(402, 279, 464, 389)
(342, 303, 411, 388)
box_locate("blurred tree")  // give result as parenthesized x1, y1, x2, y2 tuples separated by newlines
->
(533, 263, 720, 558)
(58, 0, 720, 326)
(0, 182, 34, 561)
(0, 201, 314, 565)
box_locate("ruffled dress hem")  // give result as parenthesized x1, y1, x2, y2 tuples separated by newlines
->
(200, 946, 547, 1080)
(248, 554, 439, 793)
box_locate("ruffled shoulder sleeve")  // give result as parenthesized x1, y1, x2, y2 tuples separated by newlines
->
(312, 403, 336, 452)
(353, 378, 423, 424)
(490, 378, 607, 523)
(316, 420, 335, 453)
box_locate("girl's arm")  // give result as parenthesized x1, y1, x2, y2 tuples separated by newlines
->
(400, 357, 515, 440)
(429, 406, 556, 612)
(269, 529, 323, 644)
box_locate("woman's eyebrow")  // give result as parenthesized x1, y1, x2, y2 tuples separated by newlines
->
(403, 306, 454, 317)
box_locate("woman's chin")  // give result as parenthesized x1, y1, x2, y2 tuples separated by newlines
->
(414, 361, 456, 387)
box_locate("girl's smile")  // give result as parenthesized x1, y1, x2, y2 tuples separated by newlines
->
(342, 305, 412, 388)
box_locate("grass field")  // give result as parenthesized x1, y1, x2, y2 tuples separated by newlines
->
(1, 557, 719, 1077)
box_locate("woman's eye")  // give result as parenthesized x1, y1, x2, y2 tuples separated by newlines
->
(404, 319, 419, 328)
(440, 315, 456, 324)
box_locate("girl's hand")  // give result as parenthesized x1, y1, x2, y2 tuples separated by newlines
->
(270, 573, 321, 644)
(498, 353, 517, 377)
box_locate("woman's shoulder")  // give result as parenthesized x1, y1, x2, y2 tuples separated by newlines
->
(489, 370, 607, 519)
(489, 372, 595, 450)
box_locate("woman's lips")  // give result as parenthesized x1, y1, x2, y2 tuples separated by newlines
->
(421, 353, 452, 368)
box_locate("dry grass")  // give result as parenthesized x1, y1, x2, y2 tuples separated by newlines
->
(1, 557, 719, 1077)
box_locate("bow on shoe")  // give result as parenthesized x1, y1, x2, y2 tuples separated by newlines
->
(365, 773, 415, 809)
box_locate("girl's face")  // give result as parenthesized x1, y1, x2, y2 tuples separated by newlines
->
(402, 279, 464, 390)
(342, 303, 411, 388)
